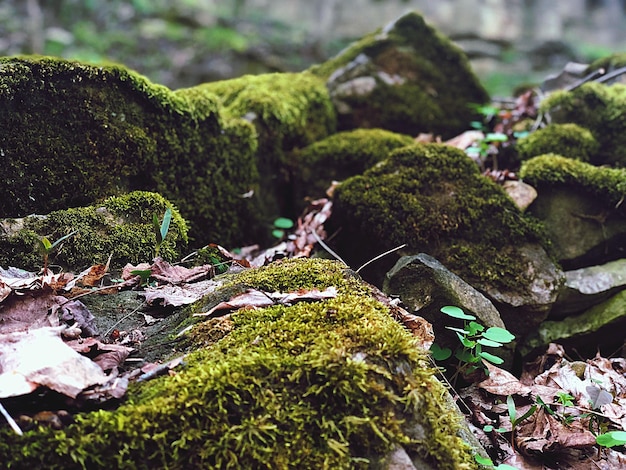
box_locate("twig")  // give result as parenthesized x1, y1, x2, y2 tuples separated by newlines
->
(356, 244, 407, 274)
(311, 231, 348, 266)
(0, 401, 23, 436)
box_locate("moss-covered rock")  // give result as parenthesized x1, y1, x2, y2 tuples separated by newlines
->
(327, 143, 562, 336)
(539, 82, 626, 166)
(198, 72, 336, 219)
(0, 258, 477, 469)
(520, 154, 626, 268)
(0, 191, 188, 271)
(0, 56, 264, 246)
(290, 128, 414, 210)
(310, 11, 489, 139)
(516, 123, 599, 163)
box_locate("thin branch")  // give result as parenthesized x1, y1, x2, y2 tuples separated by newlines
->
(356, 244, 407, 274)
(311, 231, 348, 266)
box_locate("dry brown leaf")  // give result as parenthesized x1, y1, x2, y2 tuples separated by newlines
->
(76, 263, 109, 287)
(150, 257, 214, 284)
(478, 361, 533, 397)
(144, 279, 224, 307)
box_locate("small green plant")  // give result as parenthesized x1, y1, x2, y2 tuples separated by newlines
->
(430, 306, 515, 383)
(474, 454, 518, 470)
(271, 217, 294, 239)
(596, 430, 626, 448)
(36, 230, 78, 272)
(152, 207, 172, 257)
(507, 395, 537, 451)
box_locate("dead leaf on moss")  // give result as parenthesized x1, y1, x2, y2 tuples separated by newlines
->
(194, 286, 338, 317)
(143, 279, 223, 307)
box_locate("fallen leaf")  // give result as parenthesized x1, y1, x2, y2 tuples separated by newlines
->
(478, 361, 533, 396)
(143, 279, 224, 307)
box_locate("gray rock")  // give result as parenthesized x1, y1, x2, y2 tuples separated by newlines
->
(520, 289, 626, 359)
(551, 258, 626, 318)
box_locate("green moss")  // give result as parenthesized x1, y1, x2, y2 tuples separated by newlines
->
(310, 12, 489, 138)
(290, 128, 414, 209)
(330, 143, 547, 289)
(0, 55, 261, 246)
(516, 123, 599, 163)
(0, 191, 188, 271)
(197, 72, 337, 223)
(586, 53, 626, 74)
(0, 258, 475, 469)
(520, 154, 626, 209)
(540, 82, 626, 166)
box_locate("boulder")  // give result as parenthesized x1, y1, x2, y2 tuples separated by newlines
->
(0, 258, 479, 469)
(539, 81, 626, 166)
(520, 155, 626, 269)
(328, 143, 563, 337)
(521, 289, 626, 359)
(310, 11, 490, 138)
(0, 191, 188, 271)
(551, 258, 626, 319)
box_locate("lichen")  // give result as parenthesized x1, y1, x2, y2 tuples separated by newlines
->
(0, 258, 475, 469)
(290, 128, 414, 210)
(520, 154, 626, 209)
(0, 55, 261, 246)
(0, 191, 188, 271)
(539, 82, 626, 166)
(310, 12, 489, 138)
(516, 123, 599, 163)
(329, 143, 547, 289)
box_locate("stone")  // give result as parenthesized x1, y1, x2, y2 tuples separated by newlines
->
(520, 289, 626, 359)
(328, 143, 563, 337)
(502, 180, 537, 212)
(310, 11, 490, 139)
(520, 155, 626, 269)
(0, 258, 478, 469)
(551, 258, 626, 319)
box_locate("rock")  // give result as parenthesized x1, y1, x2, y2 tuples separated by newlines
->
(0, 258, 479, 469)
(290, 128, 414, 212)
(551, 258, 626, 319)
(310, 11, 490, 138)
(0, 191, 188, 271)
(502, 180, 537, 212)
(539, 81, 626, 166)
(520, 289, 626, 359)
(520, 155, 626, 269)
(516, 123, 599, 163)
(328, 143, 562, 337)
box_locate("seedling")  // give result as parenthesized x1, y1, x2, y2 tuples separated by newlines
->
(507, 395, 537, 451)
(474, 454, 518, 470)
(430, 306, 515, 383)
(153, 207, 172, 258)
(271, 217, 294, 239)
(596, 430, 626, 448)
(36, 230, 78, 272)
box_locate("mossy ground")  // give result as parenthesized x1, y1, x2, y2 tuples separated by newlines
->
(540, 82, 626, 166)
(520, 154, 626, 210)
(0, 191, 188, 271)
(0, 55, 262, 247)
(516, 123, 599, 163)
(290, 128, 415, 211)
(329, 143, 547, 290)
(0, 258, 475, 469)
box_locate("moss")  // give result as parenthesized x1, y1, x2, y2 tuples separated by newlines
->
(0, 55, 261, 246)
(520, 154, 626, 209)
(0, 258, 475, 469)
(198, 72, 337, 222)
(586, 53, 626, 75)
(516, 123, 599, 163)
(0, 191, 188, 271)
(310, 12, 489, 138)
(539, 82, 626, 166)
(329, 143, 547, 290)
(290, 128, 414, 209)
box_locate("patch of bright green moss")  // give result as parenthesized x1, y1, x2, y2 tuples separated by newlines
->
(520, 154, 626, 210)
(198, 72, 337, 222)
(0, 191, 188, 271)
(0, 55, 261, 246)
(516, 123, 599, 163)
(586, 53, 626, 75)
(290, 128, 414, 209)
(310, 12, 489, 138)
(540, 82, 626, 166)
(0, 258, 474, 469)
(330, 143, 547, 289)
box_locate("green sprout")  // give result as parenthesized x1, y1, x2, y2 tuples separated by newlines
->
(36, 230, 78, 272)
(272, 217, 294, 239)
(153, 207, 172, 258)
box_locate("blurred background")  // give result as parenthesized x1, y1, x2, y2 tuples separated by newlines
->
(1, 0, 625, 96)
